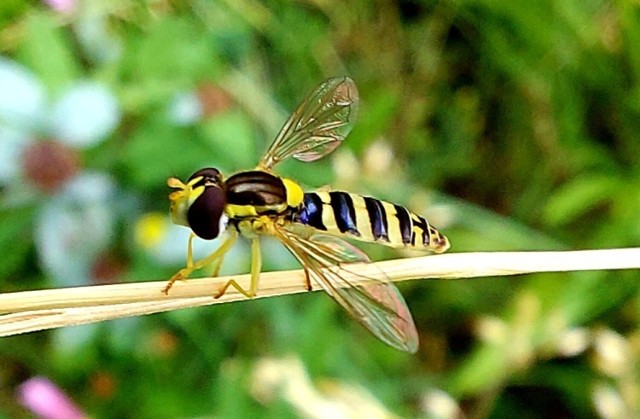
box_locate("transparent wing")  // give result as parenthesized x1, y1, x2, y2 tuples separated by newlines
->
(272, 227, 419, 353)
(258, 77, 359, 170)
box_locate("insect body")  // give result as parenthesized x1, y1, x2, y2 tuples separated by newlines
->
(298, 191, 449, 251)
(165, 77, 450, 353)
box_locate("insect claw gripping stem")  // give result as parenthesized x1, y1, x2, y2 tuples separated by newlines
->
(161, 270, 188, 294)
(213, 237, 262, 300)
(213, 279, 255, 299)
(162, 231, 238, 296)
(304, 269, 313, 291)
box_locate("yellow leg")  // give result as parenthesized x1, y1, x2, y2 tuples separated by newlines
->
(162, 230, 238, 294)
(185, 233, 196, 268)
(214, 237, 261, 299)
(209, 250, 226, 277)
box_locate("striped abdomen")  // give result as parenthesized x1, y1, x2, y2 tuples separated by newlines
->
(297, 191, 449, 253)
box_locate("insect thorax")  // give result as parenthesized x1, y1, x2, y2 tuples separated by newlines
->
(224, 170, 304, 219)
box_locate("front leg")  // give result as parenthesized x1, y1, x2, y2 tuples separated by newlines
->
(163, 230, 238, 294)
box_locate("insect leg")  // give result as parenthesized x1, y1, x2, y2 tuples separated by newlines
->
(304, 268, 313, 291)
(213, 237, 261, 299)
(162, 230, 238, 294)
(186, 232, 196, 268)
(249, 237, 262, 296)
(210, 253, 225, 277)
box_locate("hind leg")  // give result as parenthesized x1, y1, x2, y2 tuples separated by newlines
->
(214, 237, 261, 299)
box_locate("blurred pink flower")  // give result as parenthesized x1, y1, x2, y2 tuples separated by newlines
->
(43, 0, 76, 14)
(18, 377, 85, 419)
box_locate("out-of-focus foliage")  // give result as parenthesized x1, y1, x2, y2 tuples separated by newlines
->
(1, 0, 639, 417)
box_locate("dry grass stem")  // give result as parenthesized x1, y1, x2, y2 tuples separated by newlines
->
(1, 248, 639, 337)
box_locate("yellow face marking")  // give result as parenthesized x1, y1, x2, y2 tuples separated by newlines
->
(167, 176, 205, 227)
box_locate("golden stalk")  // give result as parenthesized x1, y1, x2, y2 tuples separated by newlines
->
(1, 248, 639, 337)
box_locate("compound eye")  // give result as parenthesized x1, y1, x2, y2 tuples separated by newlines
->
(188, 168, 221, 186)
(187, 183, 227, 240)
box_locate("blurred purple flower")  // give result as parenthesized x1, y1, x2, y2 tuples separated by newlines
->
(18, 376, 85, 419)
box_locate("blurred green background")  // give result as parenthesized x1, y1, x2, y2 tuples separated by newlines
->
(1, 0, 640, 417)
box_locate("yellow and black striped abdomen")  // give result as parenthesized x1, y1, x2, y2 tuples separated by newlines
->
(297, 191, 450, 253)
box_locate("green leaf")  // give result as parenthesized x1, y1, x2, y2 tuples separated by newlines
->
(16, 12, 80, 93)
(542, 174, 620, 227)
(347, 87, 400, 152)
(123, 17, 219, 89)
(0, 0, 29, 29)
(200, 109, 257, 169)
(121, 118, 216, 189)
(0, 206, 34, 283)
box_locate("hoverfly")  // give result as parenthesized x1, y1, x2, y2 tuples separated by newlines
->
(164, 77, 450, 353)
